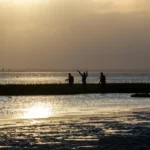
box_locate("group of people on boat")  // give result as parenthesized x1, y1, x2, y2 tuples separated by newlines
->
(66, 70, 106, 87)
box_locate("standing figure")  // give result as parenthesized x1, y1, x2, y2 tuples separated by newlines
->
(77, 70, 88, 86)
(66, 73, 74, 85)
(100, 72, 106, 88)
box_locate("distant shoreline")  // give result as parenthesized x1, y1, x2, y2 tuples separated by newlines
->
(1, 70, 150, 73)
(1, 68, 150, 73)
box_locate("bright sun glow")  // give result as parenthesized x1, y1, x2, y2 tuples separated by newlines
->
(23, 104, 53, 119)
(13, 0, 40, 5)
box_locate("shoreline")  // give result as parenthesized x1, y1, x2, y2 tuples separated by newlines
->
(0, 107, 149, 150)
(0, 83, 150, 95)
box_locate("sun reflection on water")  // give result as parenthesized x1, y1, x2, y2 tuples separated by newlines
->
(23, 104, 53, 119)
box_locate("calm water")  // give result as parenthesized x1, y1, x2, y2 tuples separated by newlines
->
(0, 72, 150, 84)
(0, 95, 149, 150)
(0, 94, 150, 120)
(0, 72, 150, 149)
(0, 72, 150, 120)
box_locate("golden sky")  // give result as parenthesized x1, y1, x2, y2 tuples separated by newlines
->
(0, 0, 150, 70)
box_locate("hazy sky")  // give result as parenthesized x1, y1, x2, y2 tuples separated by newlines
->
(0, 0, 150, 70)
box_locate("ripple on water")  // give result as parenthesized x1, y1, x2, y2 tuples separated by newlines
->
(0, 94, 150, 120)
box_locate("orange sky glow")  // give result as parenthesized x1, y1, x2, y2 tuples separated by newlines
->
(0, 0, 150, 70)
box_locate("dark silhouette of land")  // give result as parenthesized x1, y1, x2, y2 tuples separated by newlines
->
(0, 83, 150, 95)
(131, 93, 150, 97)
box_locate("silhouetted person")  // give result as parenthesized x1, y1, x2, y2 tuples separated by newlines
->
(100, 72, 106, 88)
(66, 73, 74, 85)
(77, 70, 88, 86)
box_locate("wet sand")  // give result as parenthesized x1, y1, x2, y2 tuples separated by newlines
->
(0, 108, 150, 150)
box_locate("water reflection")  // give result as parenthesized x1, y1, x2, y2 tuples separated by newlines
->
(22, 104, 53, 119)
(0, 109, 149, 150)
(1, 72, 150, 84)
(0, 94, 150, 120)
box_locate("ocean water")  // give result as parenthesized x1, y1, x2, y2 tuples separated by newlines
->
(0, 72, 150, 149)
(0, 72, 150, 84)
(0, 72, 150, 120)
(0, 94, 150, 120)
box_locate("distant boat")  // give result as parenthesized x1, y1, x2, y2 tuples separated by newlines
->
(131, 93, 150, 98)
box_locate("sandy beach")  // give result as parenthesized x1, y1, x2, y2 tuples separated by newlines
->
(0, 107, 149, 150)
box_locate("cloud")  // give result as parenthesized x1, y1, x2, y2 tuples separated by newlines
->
(92, 0, 150, 13)
(0, 0, 150, 69)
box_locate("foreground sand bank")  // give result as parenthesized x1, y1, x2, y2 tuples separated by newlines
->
(0, 83, 150, 95)
(0, 108, 149, 150)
